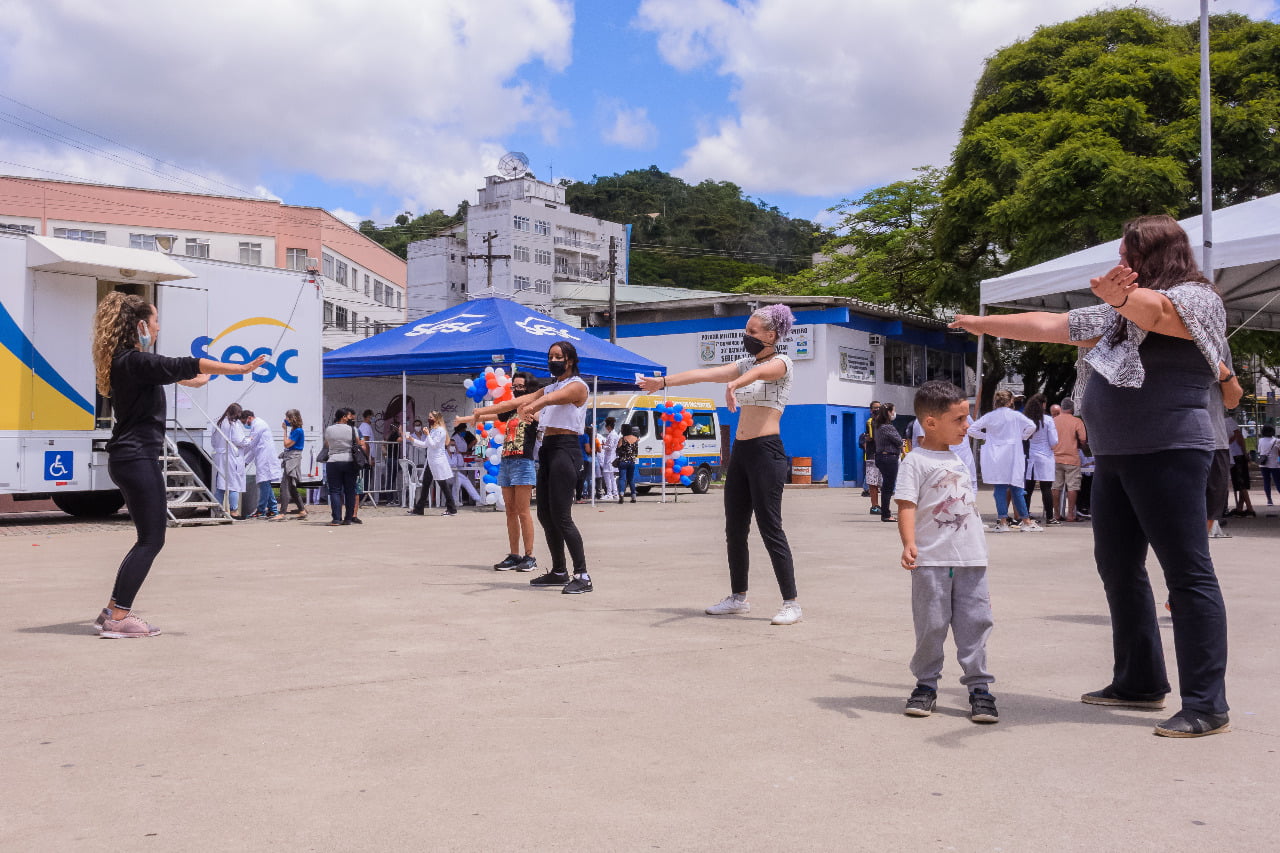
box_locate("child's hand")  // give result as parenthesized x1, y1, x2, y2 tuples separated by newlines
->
(901, 544, 917, 571)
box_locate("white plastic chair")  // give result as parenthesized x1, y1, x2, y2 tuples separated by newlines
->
(399, 458, 421, 509)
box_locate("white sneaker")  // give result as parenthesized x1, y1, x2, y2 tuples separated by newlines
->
(1018, 521, 1044, 532)
(990, 523, 1012, 534)
(771, 601, 803, 626)
(705, 595, 750, 616)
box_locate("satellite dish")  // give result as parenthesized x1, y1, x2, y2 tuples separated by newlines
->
(498, 151, 530, 179)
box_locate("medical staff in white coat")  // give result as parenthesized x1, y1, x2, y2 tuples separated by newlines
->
(598, 417, 620, 500)
(242, 410, 282, 518)
(968, 389, 1039, 532)
(448, 432, 483, 507)
(1021, 393, 1060, 523)
(407, 411, 457, 516)
(211, 402, 250, 516)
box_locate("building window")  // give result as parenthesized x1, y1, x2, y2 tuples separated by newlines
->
(364, 273, 370, 294)
(129, 233, 158, 251)
(513, 245, 530, 263)
(334, 260, 347, 285)
(54, 228, 106, 243)
(535, 278, 552, 294)
(239, 242, 263, 265)
(1, 222, 35, 234)
(322, 253, 334, 278)
(371, 278, 379, 298)
(534, 219, 550, 236)
(335, 305, 349, 330)
(374, 281, 384, 304)
(534, 249, 551, 266)
(555, 256, 569, 273)
(514, 275, 532, 291)
(286, 248, 309, 270)
(514, 215, 530, 232)
(324, 300, 334, 325)
(181, 238, 209, 258)
(348, 265, 358, 288)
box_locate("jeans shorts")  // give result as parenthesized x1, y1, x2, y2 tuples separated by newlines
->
(498, 456, 536, 487)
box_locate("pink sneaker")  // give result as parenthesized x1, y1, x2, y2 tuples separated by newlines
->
(93, 608, 109, 633)
(100, 614, 162, 639)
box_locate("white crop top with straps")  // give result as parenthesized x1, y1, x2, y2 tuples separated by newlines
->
(539, 375, 588, 432)
(733, 354, 793, 412)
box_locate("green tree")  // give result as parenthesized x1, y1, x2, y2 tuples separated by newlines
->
(359, 203, 469, 259)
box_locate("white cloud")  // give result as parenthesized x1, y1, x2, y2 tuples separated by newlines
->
(328, 208, 366, 228)
(601, 101, 659, 149)
(636, 0, 1280, 198)
(0, 0, 574, 212)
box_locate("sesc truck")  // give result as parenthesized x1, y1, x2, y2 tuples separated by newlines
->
(0, 232, 323, 517)
(591, 393, 722, 494)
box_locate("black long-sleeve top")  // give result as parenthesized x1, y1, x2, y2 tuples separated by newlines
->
(105, 350, 201, 461)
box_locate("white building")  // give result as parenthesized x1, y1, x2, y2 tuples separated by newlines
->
(408, 175, 630, 322)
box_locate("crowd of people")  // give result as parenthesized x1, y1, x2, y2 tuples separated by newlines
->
(89, 214, 1274, 740)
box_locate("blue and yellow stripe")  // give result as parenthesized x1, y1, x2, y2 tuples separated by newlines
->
(0, 300, 94, 430)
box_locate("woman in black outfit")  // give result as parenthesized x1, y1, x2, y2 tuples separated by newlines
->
(873, 404, 902, 522)
(91, 292, 267, 638)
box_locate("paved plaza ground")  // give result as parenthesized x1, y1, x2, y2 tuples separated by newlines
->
(3, 489, 1278, 851)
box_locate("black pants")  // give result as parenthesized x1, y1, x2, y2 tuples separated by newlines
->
(537, 435, 587, 572)
(1025, 479, 1054, 519)
(412, 467, 457, 514)
(1093, 450, 1228, 715)
(875, 452, 899, 520)
(108, 457, 167, 609)
(725, 435, 796, 600)
(326, 461, 358, 522)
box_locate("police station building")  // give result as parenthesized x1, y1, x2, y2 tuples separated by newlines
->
(569, 294, 974, 487)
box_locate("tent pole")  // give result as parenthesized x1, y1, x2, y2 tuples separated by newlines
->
(974, 303, 987, 413)
(590, 376, 598, 507)
(1200, 0, 1214, 278)
(401, 371, 407, 506)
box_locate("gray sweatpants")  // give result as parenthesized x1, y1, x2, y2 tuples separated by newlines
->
(910, 565, 994, 691)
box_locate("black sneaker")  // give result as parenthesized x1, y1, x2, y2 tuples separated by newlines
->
(1081, 685, 1166, 710)
(348, 517, 363, 525)
(969, 688, 999, 723)
(530, 570, 570, 588)
(1154, 709, 1230, 738)
(562, 576, 593, 594)
(516, 555, 537, 573)
(904, 686, 937, 717)
(494, 554, 523, 571)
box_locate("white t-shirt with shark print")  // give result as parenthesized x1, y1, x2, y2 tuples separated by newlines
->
(894, 447, 988, 568)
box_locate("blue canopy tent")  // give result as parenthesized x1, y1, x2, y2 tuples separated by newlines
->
(323, 297, 663, 383)
(323, 297, 666, 505)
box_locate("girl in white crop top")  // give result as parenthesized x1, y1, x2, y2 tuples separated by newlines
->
(637, 304, 802, 626)
(517, 341, 593, 594)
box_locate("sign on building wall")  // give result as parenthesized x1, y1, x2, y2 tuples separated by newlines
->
(838, 346, 876, 383)
(698, 325, 813, 364)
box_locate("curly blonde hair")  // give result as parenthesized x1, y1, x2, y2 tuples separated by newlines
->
(92, 292, 152, 397)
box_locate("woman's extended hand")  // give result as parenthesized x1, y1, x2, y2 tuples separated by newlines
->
(1090, 264, 1139, 308)
(949, 315, 985, 334)
(638, 376, 664, 393)
(240, 354, 269, 374)
(725, 381, 739, 414)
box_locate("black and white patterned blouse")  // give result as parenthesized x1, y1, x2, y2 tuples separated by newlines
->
(1067, 282, 1225, 389)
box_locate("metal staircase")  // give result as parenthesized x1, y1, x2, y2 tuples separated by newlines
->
(162, 435, 233, 527)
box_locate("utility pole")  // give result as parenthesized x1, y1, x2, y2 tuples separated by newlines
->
(608, 235, 617, 343)
(466, 231, 510, 294)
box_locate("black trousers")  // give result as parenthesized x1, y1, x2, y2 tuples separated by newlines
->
(1093, 450, 1228, 714)
(537, 436, 587, 572)
(725, 435, 797, 600)
(875, 452, 899, 519)
(1024, 479, 1054, 519)
(412, 467, 457, 514)
(326, 461, 358, 522)
(108, 457, 167, 609)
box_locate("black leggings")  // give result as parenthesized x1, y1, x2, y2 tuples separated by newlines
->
(1025, 479, 1054, 519)
(108, 456, 167, 609)
(1093, 450, 1228, 714)
(536, 435, 587, 572)
(875, 452, 899, 519)
(725, 435, 796, 600)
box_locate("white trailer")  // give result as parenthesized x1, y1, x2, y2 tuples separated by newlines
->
(0, 232, 323, 517)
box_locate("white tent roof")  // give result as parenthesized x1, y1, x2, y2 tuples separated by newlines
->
(980, 193, 1280, 332)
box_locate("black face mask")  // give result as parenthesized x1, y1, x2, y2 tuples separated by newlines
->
(742, 334, 770, 356)
(547, 359, 568, 377)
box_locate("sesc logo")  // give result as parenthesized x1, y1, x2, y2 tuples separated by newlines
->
(191, 317, 299, 383)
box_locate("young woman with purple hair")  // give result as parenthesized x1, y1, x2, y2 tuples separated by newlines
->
(639, 303, 803, 625)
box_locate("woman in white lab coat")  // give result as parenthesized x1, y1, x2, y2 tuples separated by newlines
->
(210, 402, 250, 515)
(968, 389, 1039, 532)
(1021, 393, 1059, 523)
(407, 411, 457, 516)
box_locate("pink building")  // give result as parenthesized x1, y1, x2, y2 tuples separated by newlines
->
(0, 176, 406, 350)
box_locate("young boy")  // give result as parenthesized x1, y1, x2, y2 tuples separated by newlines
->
(894, 380, 998, 724)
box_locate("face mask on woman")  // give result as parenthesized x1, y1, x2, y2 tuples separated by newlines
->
(742, 334, 769, 356)
(547, 359, 567, 377)
(137, 321, 153, 352)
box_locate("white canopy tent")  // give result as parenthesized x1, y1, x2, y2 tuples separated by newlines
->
(980, 191, 1280, 334)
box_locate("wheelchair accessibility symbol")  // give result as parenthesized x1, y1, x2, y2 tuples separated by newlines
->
(44, 451, 73, 481)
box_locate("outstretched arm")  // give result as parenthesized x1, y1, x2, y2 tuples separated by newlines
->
(949, 312, 1074, 344)
(638, 363, 740, 393)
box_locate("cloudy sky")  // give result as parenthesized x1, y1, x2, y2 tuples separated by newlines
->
(0, 0, 1276, 228)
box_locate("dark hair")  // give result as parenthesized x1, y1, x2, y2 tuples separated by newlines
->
(218, 403, 243, 426)
(362, 409, 373, 419)
(1024, 393, 1047, 429)
(913, 380, 967, 420)
(873, 406, 894, 428)
(548, 340, 580, 376)
(513, 371, 532, 386)
(1263, 425, 1276, 438)
(605, 416, 616, 428)
(240, 409, 255, 420)
(332, 408, 348, 424)
(620, 423, 633, 437)
(1110, 215, 1213, 346)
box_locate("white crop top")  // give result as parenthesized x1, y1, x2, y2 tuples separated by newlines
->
(733, 354, 793, 411)
(539, 375, 588, 432)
